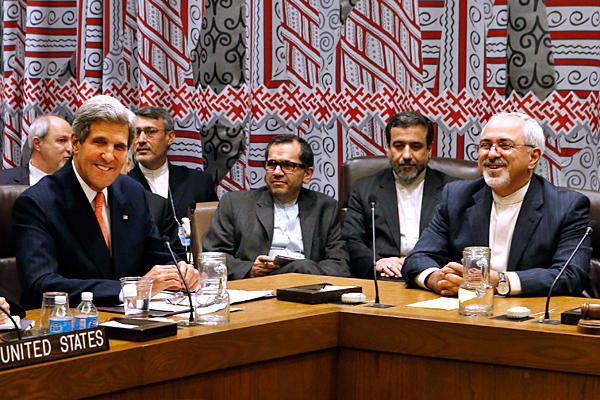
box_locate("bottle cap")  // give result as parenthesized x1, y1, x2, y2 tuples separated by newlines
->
(81, 292, 93, 301)
(341, 292, 367, 304)
(55, 295, 67, 304)
(506, 306, 530, 319)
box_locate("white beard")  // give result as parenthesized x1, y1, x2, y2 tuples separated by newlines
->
(483, 169, 511, 189)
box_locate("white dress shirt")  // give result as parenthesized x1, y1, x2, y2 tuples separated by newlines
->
(139, 161, 169, 199)
(29, 162, 47, 186)
(395, 170, 425, 256)
(268, 199, 305, 259)
(488, 181, 530, 295)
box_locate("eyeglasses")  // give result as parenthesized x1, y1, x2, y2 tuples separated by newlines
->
(135, 127, 164, 138)
(264, 159, 306, 174)
(476, 142, 534, 154)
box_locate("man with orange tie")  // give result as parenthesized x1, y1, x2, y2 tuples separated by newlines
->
(13, 95, 198, 308)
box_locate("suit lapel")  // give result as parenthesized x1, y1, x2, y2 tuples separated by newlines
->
(507, 178, 543, 269)
(466, 185, 492, 247)
(62, 163, 113, 278)
(168, 163, 186, 215)
(420, 168, 443, 232)
(129, 165, 151, 191)
(108, 183, 130, 278)
(256, 189, 275, 247)
(298, 189, 316, 259)
(379, 170, 401, 250)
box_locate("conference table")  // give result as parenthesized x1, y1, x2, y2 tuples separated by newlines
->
(1, 274, 600, 399)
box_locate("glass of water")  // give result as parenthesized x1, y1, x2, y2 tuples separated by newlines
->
(458, 247, 493, 317)
(195, 252, 230, 325)
(120, 277, 154, 318)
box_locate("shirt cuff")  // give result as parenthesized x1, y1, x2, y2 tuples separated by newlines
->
(416, 267, 441, 290)
(506, 271, 522, 295)
(119, 289, 123, 303)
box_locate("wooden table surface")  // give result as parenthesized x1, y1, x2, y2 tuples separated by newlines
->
(1, 274, 599, 399)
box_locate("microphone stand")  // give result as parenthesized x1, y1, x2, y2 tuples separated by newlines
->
(365, 200, 393, 309)
(0, 305, 21, 341)
(165, 240, 199, 326)
(538, 226, 593, 324)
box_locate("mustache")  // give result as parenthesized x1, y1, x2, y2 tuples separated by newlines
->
(395, 161, 417, 167)
(482, 159, 507, 167)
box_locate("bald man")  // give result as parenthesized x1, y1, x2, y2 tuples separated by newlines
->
(0, 115, 72, 185)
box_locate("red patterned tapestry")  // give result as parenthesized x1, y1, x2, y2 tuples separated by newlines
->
(1, 0, 599, 195)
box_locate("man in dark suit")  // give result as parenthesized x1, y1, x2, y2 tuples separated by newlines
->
(13, 95, 198, 308)
(203, 134, 349, 280)
(128, 107, 217, 222)
(343, 112, 454, 279)
(0, 115, 72, 185)
(403, 112, 591, 297)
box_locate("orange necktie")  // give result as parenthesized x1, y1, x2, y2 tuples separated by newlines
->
(94, 192, 110, 248)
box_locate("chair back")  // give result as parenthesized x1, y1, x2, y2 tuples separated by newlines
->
(0, 185, 28, 301)
(190, 201, 219, 262)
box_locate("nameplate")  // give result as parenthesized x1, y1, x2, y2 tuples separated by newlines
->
(0, 327, 109, 371)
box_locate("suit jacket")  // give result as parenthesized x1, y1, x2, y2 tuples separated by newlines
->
(13, 161, 172, 308)
(0, 286, 25, 318)
(145, 190, 185, 258)
(202, 187, 350, 280)
(0, 166, 28, 185)
(403, 175, 592, 297)
(129, 162, 217, 221)
(342, 167, 454, 278)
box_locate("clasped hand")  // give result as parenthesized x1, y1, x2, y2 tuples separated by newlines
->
(144, 261, 199, 296)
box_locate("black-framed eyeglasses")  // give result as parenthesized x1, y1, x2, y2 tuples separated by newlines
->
(135, 127, 164, 138)
(264, 159, 306, 174)
(475, 142, 535, 153)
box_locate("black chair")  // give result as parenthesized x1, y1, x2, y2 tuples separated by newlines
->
(0, 185, 28, 301)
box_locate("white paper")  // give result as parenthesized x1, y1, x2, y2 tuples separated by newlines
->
(0, 316, 20, 330)
(147, 289, 274, 313)
(406, 297, 459, 310)
(318, 285, 357, 292)
(100, 320, 138, 329)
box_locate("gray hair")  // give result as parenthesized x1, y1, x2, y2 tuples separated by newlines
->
(72, 95, 136, 145)
(135, 106, 174, 132)
(484, 112, 546, 154)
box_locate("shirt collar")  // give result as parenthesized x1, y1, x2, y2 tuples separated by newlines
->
(139, 160, 169, 177)
(28, 162, 48, 181)
(72, 161, 109, 205)
(393, 167, 426, 190)
(492, 180, 530, 206)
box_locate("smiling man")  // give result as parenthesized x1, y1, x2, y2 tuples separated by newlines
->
(0, 114, 72, 185)
(203, 134, 349, 280)
(342, 112, 455, 279)
(13, 95, 198, 308)
(403, 112, 592, 297)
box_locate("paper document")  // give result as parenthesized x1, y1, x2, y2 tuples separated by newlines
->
(0, 316, 20, 330)
(406, 297, 459, 310)
(148, 289, 274, 313)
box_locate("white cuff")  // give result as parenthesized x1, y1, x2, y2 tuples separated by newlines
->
(416, 267, 441, 289)
(505, 271, 522, 295)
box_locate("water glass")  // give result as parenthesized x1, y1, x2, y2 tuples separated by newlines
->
(458, 247, 493, 316)
(195, 252, 230, 325)
(39, 292, 69, 331)
(120, 277, 154, 318)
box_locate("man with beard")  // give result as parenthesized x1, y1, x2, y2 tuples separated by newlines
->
(342, 112, 454, 278)
(203, 134, 349, 280)
(403, 112, 591, 297)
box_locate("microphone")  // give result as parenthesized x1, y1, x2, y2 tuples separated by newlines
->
(539, 224, 594, 324)
(364, 195, 392, 308)
(164, 237, 198, 326)
(369, 195, 380, 304)
(0, 305, 21, 341)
